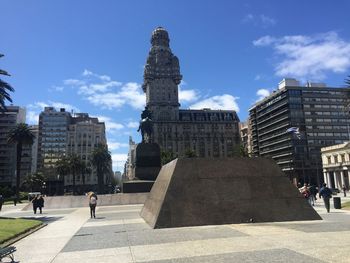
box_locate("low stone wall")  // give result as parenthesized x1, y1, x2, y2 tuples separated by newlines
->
(22, 193, 149, 210)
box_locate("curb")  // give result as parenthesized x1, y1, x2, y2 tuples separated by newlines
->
(0, 222, 47, 247)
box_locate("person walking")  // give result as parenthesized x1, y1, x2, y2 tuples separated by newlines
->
(300, 183, 312, 205)
(319, 183, 332, 213)
(342, 184, 347, 197)
(89, 193, 97, 218)
(37, 195, 45, 214)
(32, 195, 39, 214)
(308, 184, 318, 206)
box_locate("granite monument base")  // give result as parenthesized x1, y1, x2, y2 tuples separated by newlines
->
(123, 180, 155, 193)
(135, 142, 161, 181)
(141, 157, 322, 228)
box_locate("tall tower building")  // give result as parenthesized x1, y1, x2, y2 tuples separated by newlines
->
(37, 107, 71, 194)
(0, 106, 26, 186)
(249, 78, 350, 186)
(143, 27, 182, 121)
(140, 27, 240, 158)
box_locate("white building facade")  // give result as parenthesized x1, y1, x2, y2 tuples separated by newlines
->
(321, 142, 350, 189)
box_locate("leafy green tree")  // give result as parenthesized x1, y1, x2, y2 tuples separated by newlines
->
(91, 144, 112, 194)
(56, 154, 85, 195)
(0, 54, 15, 112)
(184, 148, 197, 158)
(55, 156, 70, 179)
(23, 172, 46, 192)
(161, 150, 176, 165)
(7, 123, 35, 200)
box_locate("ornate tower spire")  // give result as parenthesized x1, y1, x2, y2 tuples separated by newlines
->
(142, 27, 182, 121)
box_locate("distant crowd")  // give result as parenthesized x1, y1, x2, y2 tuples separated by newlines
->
(298, 182, 348, 213)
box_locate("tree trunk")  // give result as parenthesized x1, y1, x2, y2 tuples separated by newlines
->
(97, 165, 104, 194)
(16, 143, 22, 201)
(82, 170, 85, 185)
(72, 170, 76, 195)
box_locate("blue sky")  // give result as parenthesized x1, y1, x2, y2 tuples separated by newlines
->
(1, 0, 350, 171)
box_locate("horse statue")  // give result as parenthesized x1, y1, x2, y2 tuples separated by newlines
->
(138, 107, 153, 143)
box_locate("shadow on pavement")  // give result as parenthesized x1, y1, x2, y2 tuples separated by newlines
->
(21, 216, 63, 223)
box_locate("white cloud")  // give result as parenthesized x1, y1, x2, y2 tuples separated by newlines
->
(253, 35, 276, 46)
(189, 94, 239, 112)
(116, 82, 145, 110)
(253, 31, 350, 80)
(260, 15, 276, 27)
(78, 81, 122, 95)
(28, 101, 80, 113)
(62, 70, 145, 110)
(82, 69, 93, 76)
(111, 153, 128, 171)
(256, 89, 270, 101)
(26, 111, 39, 124)
(94, 115, 124, 132)
(242, 14, 276, 28)
(178, 87, 199, 103)
(127, 121, 139, 128)
(63, 79, 86, 86)
(86, 82, 145, 110)
(26, 101, 80, 125)
(49, 85, 65, 92)
(107, 141, 128, 151)
(242, 14, 254, 23)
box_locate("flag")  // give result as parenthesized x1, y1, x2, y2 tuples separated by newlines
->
(286, 127, 301, 139)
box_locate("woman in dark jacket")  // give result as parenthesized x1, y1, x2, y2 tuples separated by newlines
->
(37, 195, 45, 214)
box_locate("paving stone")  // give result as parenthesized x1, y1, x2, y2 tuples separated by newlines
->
(128, 225, 247, 246)
(139, 248, 326, 263)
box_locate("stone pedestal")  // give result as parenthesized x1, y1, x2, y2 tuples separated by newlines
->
(141, 157, 322, 228)
(135, 143, 161, 180)
(123, 143, 161, 193)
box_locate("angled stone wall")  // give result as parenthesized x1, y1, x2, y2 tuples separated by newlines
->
(141, 158, 321, 228)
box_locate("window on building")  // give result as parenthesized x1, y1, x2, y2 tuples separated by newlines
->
(327, 156, 331, 164)
(341, 154, 345, 163)
(334, 155, 338, 163)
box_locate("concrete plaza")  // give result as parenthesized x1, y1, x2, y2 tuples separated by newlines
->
(1, 195, 350, 263)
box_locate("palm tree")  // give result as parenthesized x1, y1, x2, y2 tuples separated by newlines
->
(56, 154, 85, 195)
(55, 156, 70, 180)
(0, 54, 15, 112)
(7, 123, 35, 200)
(91, 144, 112, 194)
(23, 172, 46, 192)
(67, 154, 83, 195)
(80, 161, 91, 187)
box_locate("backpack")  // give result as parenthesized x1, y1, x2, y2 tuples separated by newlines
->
(90, 196, 97, 205)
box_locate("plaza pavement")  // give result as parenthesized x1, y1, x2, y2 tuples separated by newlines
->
(1, 195, 350, 263)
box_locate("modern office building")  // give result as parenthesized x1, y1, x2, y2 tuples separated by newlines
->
(321, 142, 350, 190)
(249, 78, 350, 185)
(37, 107, 71, 194)
(141, 27, 240, 157)
(29, 125, 39, 174)
(37, 108, 110, 194)
(0, 106, 26, 186)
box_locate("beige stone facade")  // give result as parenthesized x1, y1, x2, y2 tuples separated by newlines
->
(66, 113, 109, 190)
(321, 142, 350, 189)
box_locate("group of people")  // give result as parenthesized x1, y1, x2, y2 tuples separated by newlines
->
(299, 183, 336, 213)
(31, 195, 45, 214)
